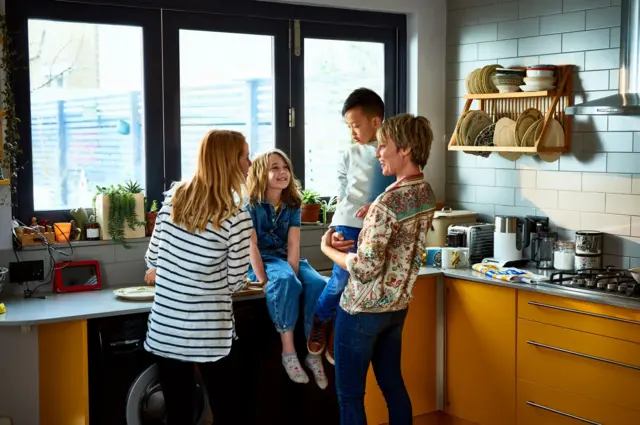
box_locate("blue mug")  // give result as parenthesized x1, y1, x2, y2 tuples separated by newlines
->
(425, 247, 442, 268)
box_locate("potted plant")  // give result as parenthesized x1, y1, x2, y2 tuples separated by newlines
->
(93, 179, 146, 247)
(146, 200, 159, 236)
(321, 196, 338, 224)
(301, 189, 322, 223)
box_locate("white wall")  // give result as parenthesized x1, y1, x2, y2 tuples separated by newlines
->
(263, 0, 448, 200)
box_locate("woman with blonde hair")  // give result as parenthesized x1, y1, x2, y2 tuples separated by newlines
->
(245, 149, 328, 388)
(143, 129, 253, 425)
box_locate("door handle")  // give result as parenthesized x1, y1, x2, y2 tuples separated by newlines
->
(526, 401, 601, 425)
(527, 340, 640, 371)
(528, 301, 640, 326)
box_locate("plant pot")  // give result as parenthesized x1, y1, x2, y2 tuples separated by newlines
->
(146, 211, 158, 236)
(301, 203, 321, 223)
(95, 192, 146, 241)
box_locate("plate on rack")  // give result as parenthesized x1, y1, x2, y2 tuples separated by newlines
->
(535, 118, 565, 162)
(114, 286, 155, 301)
(520, 85, 555, 92)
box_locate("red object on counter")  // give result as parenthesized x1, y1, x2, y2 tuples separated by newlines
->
(53, 260, 102, 293)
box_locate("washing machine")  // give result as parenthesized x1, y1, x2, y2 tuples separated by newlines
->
(87, 313, 210, 425)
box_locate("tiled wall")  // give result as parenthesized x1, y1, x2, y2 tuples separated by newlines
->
(446, 0, 640, 268)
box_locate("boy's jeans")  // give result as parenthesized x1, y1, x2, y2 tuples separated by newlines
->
(314, 225, 361, 322)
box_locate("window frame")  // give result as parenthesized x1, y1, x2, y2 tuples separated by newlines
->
(8, 0, 406, 223)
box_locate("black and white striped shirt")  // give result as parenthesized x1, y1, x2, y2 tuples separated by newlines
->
(143, 203, 253, 362)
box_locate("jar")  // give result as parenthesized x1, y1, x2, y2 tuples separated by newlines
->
(553, 240, 575, 271)
(574, 254, 602, 271)
(86, 222, 101, 241)
(575, 230, 603, 255)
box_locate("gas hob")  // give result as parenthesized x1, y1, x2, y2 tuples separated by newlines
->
(537, 267, 640, 299)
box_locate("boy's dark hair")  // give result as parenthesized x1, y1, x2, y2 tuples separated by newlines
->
(341, 88, 385, 118)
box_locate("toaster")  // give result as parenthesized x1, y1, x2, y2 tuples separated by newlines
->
(447, 223, 494, 265)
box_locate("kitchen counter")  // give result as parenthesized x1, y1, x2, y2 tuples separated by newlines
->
(1, 265, 638, 326)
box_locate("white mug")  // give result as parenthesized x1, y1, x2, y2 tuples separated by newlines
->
(441, 247, 469, 269)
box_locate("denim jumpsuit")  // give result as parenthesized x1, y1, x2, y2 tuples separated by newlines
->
(246, 202, 327, 339)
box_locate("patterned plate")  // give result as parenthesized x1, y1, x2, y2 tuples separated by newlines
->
(113, 286, 155, 301)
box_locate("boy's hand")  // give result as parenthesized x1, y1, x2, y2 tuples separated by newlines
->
(355, 203, 371, 219)
(144, 268, 157, 285)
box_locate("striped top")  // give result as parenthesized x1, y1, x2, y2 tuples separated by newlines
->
(143, 201, 253, 363)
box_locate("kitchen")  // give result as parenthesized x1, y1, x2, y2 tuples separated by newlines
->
(1, 0, 640, 425)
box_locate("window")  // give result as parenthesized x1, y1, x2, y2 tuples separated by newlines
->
(11, 0, 405, 221)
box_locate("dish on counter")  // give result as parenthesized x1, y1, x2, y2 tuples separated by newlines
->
(113, 286, 155, 301)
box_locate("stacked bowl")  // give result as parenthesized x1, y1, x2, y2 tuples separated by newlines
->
(521, 65, 556, 92)
(491, 68, 526, 93)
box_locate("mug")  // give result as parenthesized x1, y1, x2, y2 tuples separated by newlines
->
(425, 247, 442, 267)
(441, 247, 469, 270)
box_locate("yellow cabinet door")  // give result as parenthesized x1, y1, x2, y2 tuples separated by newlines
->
(444, 278, 516, 425)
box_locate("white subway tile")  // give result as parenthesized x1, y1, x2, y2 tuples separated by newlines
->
(602, 234, 640, 258)
(537, 171, 582, 190)
(610, 27, 620, 48)
(607, 153, 640, 174)
(635, 133, 640, 152)
(496, 169, 537, 188)
(558, 191, 606, 212)
(608, 116, 640, 132)
(539, 51, 586, 71)
(453, 59, 502, 79)
(582, 172, 632, 193)
(515, 188, 559, 208)
(612, 0, 621, 5)
(563, 0, 611, 13)
(449, 23, 498, 45)
(519, 34, 562, 56)
(581, 213, 631, 236)
(516, 155, 560, 171)
(632, 216, 640, 238)
(498, 18, 540, 40)
(540, 11, 586, 35)
(475, 186, 515, 205)
(447, 80, 467, 98)
(609, 69, 619, 89)
(535, 208, 582, 230)
(633, 175, 640, 194)
(584, 90, 618, 101)
(585, 48, 620, 70)
(449, 201, 496, 222)
(606, 194, 640, 215)
(495, 205, 537, 217)
(478, 39, 518, 59)
(520, 0, 562, 18)
(562, 29, 610, 52)
(499, 56, 540, 67)
(478, 2, 519, 24)
(447, 151, 478, 167)
(575, 70, 612, 91)
(574, 132, 633, 152)
(446, 167, 496, 186)
(572, 115, 609, 132)
(476, 153, 517, 169)
(449, 0, 497, 10)
(559, 152, 607, 172)
(446, 184, 476, 203)
(602, 254, 630, 269)
(448, 8, 480, 27)
(632, 257, 640, 268)
(586, 7, 621, 29)
(447, 44, 479, 63)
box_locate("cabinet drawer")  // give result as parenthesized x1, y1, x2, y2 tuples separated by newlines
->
(518, 319, 640, 412)
(518, 291, 640, 344)
(517, 379, 640, 425)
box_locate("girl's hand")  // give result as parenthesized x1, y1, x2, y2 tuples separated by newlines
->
(144, 268, 157, 285)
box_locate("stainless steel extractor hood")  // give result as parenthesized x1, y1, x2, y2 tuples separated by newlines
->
(566, 0, 640, 115)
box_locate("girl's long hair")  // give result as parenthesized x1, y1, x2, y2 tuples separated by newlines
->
(246, 149, 302, 209)
(170, 130, 246, 232)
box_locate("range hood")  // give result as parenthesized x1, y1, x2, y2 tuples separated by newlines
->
(566, 0, 640, 115)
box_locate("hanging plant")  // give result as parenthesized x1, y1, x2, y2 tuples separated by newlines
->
(92, 180, 145, 248)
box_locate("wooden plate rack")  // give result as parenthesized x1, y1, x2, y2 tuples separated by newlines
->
(448, 65, 574, 156)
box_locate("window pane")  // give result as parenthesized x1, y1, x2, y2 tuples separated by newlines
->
(179, 30, 275, 179)
(28, 20, 145, 211)
(304, 39, 385, 195)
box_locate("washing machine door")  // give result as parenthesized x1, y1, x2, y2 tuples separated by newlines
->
(126, 364, 210, 425)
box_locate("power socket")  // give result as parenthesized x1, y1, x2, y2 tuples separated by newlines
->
(9, 260, 45, 283)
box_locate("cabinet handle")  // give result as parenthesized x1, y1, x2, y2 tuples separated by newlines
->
(528, 301, 640, 326)
(526, 401, 601, 425)
(527, 340, 640, 371)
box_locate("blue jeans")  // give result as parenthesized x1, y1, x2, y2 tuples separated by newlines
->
(334, 307, 412, 425)
(315, 225, 361, 322)
(249, 254, 327, 339)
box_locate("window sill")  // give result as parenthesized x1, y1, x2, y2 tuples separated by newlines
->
(19, 237, 151, 251)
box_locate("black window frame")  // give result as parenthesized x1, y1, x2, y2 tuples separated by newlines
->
(8, 0, 406, 223)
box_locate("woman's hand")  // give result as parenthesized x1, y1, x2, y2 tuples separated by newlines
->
(144, 268, 157, 285)
(355, 203, 371, 219)
(322, 228, 355, 253)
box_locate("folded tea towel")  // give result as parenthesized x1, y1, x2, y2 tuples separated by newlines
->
(472, 264, 549, 284)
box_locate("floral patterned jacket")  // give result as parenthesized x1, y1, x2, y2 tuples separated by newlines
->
(340, 174, 436, 314)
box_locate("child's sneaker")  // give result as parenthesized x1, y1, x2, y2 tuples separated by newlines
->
(307, 315, 329, 355)
(305, 354, 328, 390)
(325, 325, 335, 365)
(282, 353, 309, 384)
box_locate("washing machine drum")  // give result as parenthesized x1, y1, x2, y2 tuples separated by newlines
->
(126, 364, 210, 425)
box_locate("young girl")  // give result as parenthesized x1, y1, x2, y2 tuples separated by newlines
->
(246, 149, 328, 388)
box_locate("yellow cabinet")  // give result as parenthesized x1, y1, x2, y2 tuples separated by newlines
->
(444, 278, 516, 425)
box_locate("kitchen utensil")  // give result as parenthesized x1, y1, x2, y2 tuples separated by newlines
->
(491, 216, 531, 264)
(533, 231, 557, 269)
(553, 240, 575, 271)
(535, 118, 565, 162)
(441, 247, 469, 269)
(0, 267, 8, 298)
(515, 108, 543, 146)
(425, 247, 442, 267)
(448, 223, 495, 265)
(425, 207, 478, 247)
(114, 286, 155, 301)
(575, 230, 603, 255)
(520, 84, 555, 92)
(629, 267, 640, 283)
